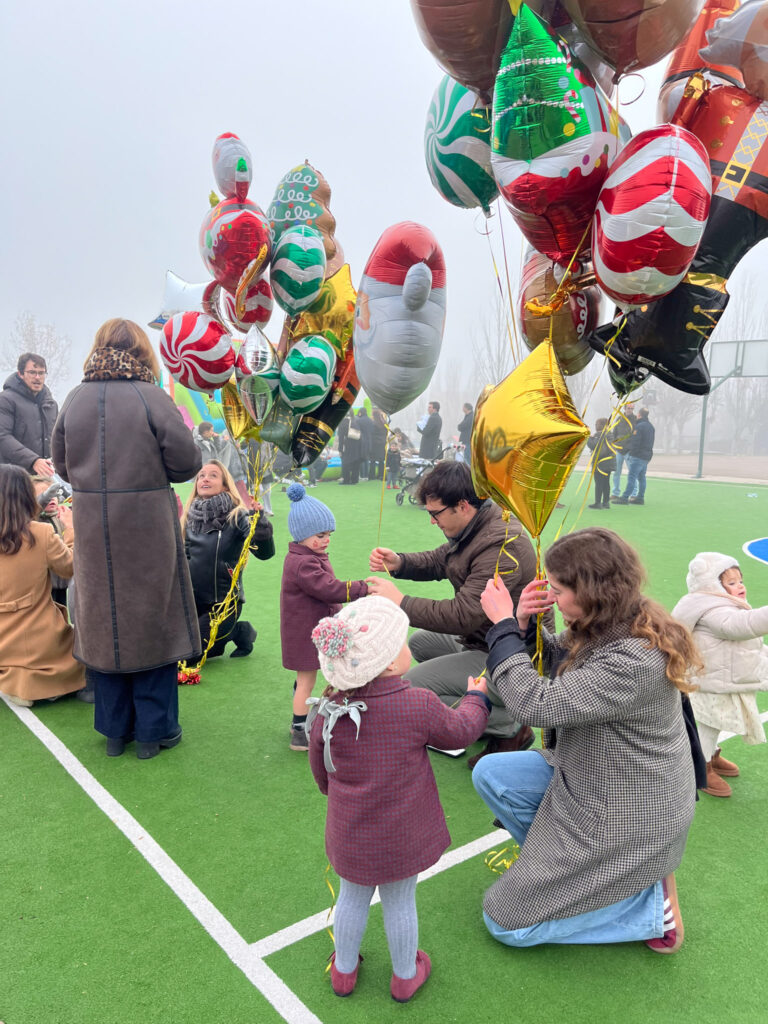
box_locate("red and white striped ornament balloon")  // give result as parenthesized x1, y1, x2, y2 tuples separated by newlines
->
(222, 277, 274, 329)
(160, 312, 235, 393)
(592, 125, 712, 309)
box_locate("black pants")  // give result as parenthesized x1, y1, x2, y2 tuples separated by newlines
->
(594, 471, 610, 505)
(342, 458, 360, 484)
(91, 663, 179, 742)
(196, 599, 243, 658)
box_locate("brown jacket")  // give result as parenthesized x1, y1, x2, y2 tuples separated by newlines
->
(0, 521, 85, 700)
(393, 500, 541, 650)
(52, 378, 202, 673)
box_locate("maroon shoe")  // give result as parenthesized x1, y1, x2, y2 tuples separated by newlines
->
(645, 874, 684, 954)
(330, 953, 362, 997)
(391, 951, 431, 1003)
(467, 725, 535, 770)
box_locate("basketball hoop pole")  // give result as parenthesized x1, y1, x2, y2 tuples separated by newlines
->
(694, 366, 741, 479)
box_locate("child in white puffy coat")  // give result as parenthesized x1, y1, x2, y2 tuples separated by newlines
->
(672, 552, 768, 798)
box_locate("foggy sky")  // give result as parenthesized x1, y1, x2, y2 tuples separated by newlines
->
(1, 0, 765, 404)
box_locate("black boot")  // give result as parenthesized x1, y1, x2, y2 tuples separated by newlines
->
(230, 620, 257, 658)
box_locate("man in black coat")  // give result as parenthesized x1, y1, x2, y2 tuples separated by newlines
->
(614, 408, 655, 506)
(418, 400, 442, 460)
(0, 353, 58, 475)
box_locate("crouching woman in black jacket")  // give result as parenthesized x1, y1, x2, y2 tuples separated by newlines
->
(182, 460, 275, 658)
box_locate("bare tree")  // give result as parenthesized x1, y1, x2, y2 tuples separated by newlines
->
(2, 312, 73, 393)
(470, 284, 519, 395)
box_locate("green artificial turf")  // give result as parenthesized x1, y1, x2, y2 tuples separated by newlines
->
(2, 472, 768, 1023)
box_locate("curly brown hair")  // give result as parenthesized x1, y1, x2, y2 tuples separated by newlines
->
(544, 527, 700, 692)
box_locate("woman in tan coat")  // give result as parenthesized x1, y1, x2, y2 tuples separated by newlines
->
(0, 465, 85, 705)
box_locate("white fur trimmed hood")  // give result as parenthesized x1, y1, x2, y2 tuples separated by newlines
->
(686, 551, 739, 595)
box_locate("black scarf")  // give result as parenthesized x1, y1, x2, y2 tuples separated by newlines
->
(186, 492, 235, 533)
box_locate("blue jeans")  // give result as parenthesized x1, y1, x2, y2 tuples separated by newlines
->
(622, 456, 648, 500)
(612, 452, 637, 496)
(472, 752, 663, 946)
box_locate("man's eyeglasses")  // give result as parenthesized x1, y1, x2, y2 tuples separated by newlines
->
(24, 369, 46, 377)
(424, 505, 452, 522)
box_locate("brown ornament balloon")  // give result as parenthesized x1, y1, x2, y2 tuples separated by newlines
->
(560, 0, 706, 77)
(519, 250, 599, 375)
(410, 0, 515, 103)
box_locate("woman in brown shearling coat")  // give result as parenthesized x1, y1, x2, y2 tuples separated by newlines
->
(0, 465, 85, 705)
(51, 319, 202, 759)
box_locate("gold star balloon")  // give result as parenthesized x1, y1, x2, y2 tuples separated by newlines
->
(470, 339, 589, 537)
(288, 263, 357, 358)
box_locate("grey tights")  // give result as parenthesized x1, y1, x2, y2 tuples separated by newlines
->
(334, 875, 419, 978)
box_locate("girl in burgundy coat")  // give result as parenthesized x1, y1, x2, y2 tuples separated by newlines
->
(280, 483, 368, 751)
(308, 596, 490, 1002)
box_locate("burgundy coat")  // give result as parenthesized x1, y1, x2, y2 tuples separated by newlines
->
(309, 676, 490, 884)
(280, 542, 367, 670)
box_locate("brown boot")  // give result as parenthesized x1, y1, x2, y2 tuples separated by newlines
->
(702, 759, 732, 797)
(711, 748, 739, 777)
(467, 725, 534, 770)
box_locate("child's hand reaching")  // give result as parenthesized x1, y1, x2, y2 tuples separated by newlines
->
(467, 674, 488, 696)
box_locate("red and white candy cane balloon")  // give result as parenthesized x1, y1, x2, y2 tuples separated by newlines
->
(221, 278, 274, 329)
(160, 312, 235, 394)
(592, 125, 712, 308)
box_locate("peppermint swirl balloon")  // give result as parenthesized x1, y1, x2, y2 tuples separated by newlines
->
(424, 75, 498, 215)
(270, 225, 327, 315)
(279, 335, 337, 414)
(160, 312, 235, 394)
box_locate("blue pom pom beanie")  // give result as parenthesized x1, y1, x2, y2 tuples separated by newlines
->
(286, 482, 336, 542)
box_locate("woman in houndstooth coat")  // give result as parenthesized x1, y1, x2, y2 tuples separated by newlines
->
(473, 528, 700, 954)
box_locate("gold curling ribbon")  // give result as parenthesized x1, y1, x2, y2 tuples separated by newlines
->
(485, 844, 521, 875)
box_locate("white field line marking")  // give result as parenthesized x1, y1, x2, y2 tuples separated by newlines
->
(251, 829, 509, 957)
(1, 696, 322, 1024)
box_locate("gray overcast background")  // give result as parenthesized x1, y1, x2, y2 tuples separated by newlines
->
(1, 0, 764, 407)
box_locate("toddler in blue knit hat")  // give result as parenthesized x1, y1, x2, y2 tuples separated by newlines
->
(280, 483, 369, 751)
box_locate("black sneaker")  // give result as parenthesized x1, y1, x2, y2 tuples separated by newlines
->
(289, 727, 309, 751)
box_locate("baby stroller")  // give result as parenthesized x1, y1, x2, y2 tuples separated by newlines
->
(394, 445, 456, 506)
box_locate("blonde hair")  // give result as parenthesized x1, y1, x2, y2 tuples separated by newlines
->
(181, 460, 247, 534)
(545, 528, 701, 693)
(84, 318, 160, 380)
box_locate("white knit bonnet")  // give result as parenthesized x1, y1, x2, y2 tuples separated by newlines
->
(311, 596, 409, 690)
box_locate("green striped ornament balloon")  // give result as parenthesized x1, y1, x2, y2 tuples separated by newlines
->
(279, 335, 337, 414)
(270, 225, 327, 316)
(424, 75, 499, 215)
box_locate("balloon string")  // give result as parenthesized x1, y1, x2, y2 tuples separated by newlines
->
(485, 843, 521, 874)
(323, 862, 337, 970)
(497, 215, 523, 365)
(533, 538, 544, 678)
(484, 227, 517, 366)
(376, 430, 391, 549)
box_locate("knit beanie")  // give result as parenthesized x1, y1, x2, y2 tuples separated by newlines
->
(686, 551, 740, 594)
(311, 596, 409, 690)
(286, 482, 336, 541)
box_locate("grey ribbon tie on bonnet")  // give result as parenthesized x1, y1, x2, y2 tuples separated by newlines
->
(306, 696, 368, 773)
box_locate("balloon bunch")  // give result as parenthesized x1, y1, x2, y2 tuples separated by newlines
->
(414, 1, 768, 398)
(154, 134, 448, 467)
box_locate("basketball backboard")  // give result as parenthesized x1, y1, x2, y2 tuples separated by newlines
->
(708, 339, 768, 379)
